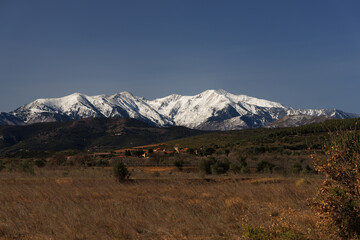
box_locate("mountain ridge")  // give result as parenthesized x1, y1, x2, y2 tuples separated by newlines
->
(1, 89, 357, 130)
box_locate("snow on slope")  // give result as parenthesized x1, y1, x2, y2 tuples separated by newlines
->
(12, 92, 171, 126)
(147, 89, 286, 129)
(7, 89, 358, 130)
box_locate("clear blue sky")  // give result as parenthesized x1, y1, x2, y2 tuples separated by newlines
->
(1, 0, 359, 113)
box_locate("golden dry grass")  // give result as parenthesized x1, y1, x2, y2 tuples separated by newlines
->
(0, 169, 322, 240)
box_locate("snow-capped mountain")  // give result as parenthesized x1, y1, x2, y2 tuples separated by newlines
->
(3, 90, 358, 130)
(0, 112, 25, 125)
(12, 92, 172, 126)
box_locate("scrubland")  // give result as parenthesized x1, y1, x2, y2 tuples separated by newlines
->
(0, 168, 322, 240)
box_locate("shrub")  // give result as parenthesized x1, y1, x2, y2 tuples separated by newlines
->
(211, 159, 230, 174)
(0, 159, 4, 171)
(174, 159, 184, 171)
(230, 163, 241, 173)
(71, 153, 92, 166)
(19, 160, 35, 175)
(291, 162, 302, 174)
(204, 147, 215, 156)
(199, 157, 216, 174)
(240, 166, 251, 174)
(199, 158, 230, 175)
(34, 158, 46, 168)
(49, 154, 67, 166)
(225, 149, 230, 156)
(256, 161, 275, 173)
(95, 159, 109, 167)
(295, 178, 310, 187)
(133, 150, 145, 157)
(302, 164, 316, 174)
(312, 130, 360, 239)
(242, 225, 306, 240)
(272, 165, 284, 174)
(238, 156, 248, 167)
(186, 148, 195, 155)
(113, 162, 131, 182)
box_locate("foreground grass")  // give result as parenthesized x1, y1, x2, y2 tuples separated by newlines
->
(0, 169, 322, 239)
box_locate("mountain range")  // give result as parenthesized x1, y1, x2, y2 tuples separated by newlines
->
(0, 89, 357, 130)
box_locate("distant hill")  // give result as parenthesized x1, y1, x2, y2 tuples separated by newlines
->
(0, 117, 204, 153)
(166, 117, 360, 154)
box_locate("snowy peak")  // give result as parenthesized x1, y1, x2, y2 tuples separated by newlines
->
(3, 90, 358, 130)
(146, 89, 287, 129)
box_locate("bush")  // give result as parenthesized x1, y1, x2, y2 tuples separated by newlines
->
(225, 149, 230, 156)
(257, 161, 275, 173)
(240, 166, 251, 174)
(49, 154, 67, 166)
(19, 160, 35, 175)
(186, 148, 195, 155)
(242, 225, 306, 240)
(0, 159, 4, 171)
(199, 158, 230, 175)
(113, 162, 131, 182)
(203, 147, 215, 156)
(133, 150, 145, 157)
(312, 130, 360, 239)
(272, 165, 284, 174)
(94, 159, 109, 167)
(238, 157, 248, 167)
(211, 159, 230, 174)
(71, 153, 91, 166)
(230, 163, 241, 173)
(199, 157, 216, 174)
(34, 158, 46, 168)
(302, 164, 316, 174)
(291, 162, 302, 174)
(174, 159, 184, 171)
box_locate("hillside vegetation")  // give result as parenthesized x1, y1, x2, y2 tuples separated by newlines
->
(0, 117, 203, 153)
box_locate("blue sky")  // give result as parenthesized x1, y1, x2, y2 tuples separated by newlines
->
(1, 0, 359, 113)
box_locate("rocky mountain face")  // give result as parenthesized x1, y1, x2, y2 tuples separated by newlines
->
(2, 90, 357, 130)
(0, 112, 25, 125)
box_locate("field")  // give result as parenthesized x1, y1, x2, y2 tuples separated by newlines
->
(2, 119, 359, 239)
(0, 168, 323, 240)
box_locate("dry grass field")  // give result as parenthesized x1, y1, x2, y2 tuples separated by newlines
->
(0, 168, 323, 240)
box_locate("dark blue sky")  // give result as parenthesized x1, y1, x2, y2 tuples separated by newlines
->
(1, 0, 359, 113)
